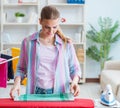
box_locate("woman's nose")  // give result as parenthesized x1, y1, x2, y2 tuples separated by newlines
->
(49, 28, 53, 33)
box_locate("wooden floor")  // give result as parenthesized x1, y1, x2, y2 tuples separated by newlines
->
(78, 82, 101, 99)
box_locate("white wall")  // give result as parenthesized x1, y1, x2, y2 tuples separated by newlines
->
(85, 0, 120, 78)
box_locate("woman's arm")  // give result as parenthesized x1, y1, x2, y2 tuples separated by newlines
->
(67, 42, 81, 96)
(10, 38, 27, 99)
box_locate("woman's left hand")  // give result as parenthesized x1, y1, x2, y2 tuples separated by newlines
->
(70, 81, 80, 97)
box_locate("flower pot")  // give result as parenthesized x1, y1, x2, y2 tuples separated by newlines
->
(16, 17, 23, 23)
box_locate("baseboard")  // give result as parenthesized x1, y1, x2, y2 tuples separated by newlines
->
(86, 78, 100, 83)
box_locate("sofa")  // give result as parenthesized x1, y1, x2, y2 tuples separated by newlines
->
(100, 60, 120, 102)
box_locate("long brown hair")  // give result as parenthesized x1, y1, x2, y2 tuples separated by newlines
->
(40, 5, 68, 46)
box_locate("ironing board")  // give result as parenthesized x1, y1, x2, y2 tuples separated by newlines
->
(0, 98, 94, 108)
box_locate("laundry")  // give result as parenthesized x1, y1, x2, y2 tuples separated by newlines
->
(11, 47, 20, 74)
(0, 58, 8, 88)
(0, 54, 14, 80)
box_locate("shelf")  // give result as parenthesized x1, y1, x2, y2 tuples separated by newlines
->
(2, 41, 85, 46)
(1, 0, 86, 83)
(74, 42, 85, 45)
(3, 2, 38, 6)
(2, 43, 21, 49)
(79, 78, 86, 83)
(3, 43, 21, 45)
(80, 61, 85, 65)
(3, 23, 38, 26)
(48, 3, 84, 7)
(1, 0, 39, 50)
(60, 23, 84, 26)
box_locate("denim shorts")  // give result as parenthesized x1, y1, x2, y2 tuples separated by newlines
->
(35, 87, 53, 94)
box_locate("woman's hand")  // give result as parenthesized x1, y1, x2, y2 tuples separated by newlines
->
(70, 75, 80, 97)
(9, 76, 21, 99)
(70, 81, 80, 97)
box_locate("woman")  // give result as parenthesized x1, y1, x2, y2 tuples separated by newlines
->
(10, 5, 81, 99)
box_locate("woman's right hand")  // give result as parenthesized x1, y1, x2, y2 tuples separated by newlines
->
(9, 76, 21, 99)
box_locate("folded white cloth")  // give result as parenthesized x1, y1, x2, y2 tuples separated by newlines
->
(14, 93, 74, 101)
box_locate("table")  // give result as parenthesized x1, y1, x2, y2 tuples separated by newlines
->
(0, 98, 94, 108)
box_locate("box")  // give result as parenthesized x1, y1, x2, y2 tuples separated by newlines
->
(67, 0, 85, 4)
(76, 48, 84, 63)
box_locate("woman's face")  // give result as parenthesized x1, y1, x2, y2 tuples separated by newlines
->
(40, 18, 59, 37)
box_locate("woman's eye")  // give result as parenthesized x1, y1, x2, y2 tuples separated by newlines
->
(44, 25, 57, 29)
(45, 26, 49, 29)
(53, 26, 57, 29)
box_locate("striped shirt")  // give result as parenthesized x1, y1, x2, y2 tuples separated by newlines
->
(15, 31, 81, 94)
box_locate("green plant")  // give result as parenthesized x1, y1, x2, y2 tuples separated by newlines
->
(86, 17, 120, 70)
(15, 12, 25, 17)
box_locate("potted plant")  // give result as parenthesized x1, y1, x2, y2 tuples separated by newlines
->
(86, 17, 120, 71)
(15, 12, 25, 23)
